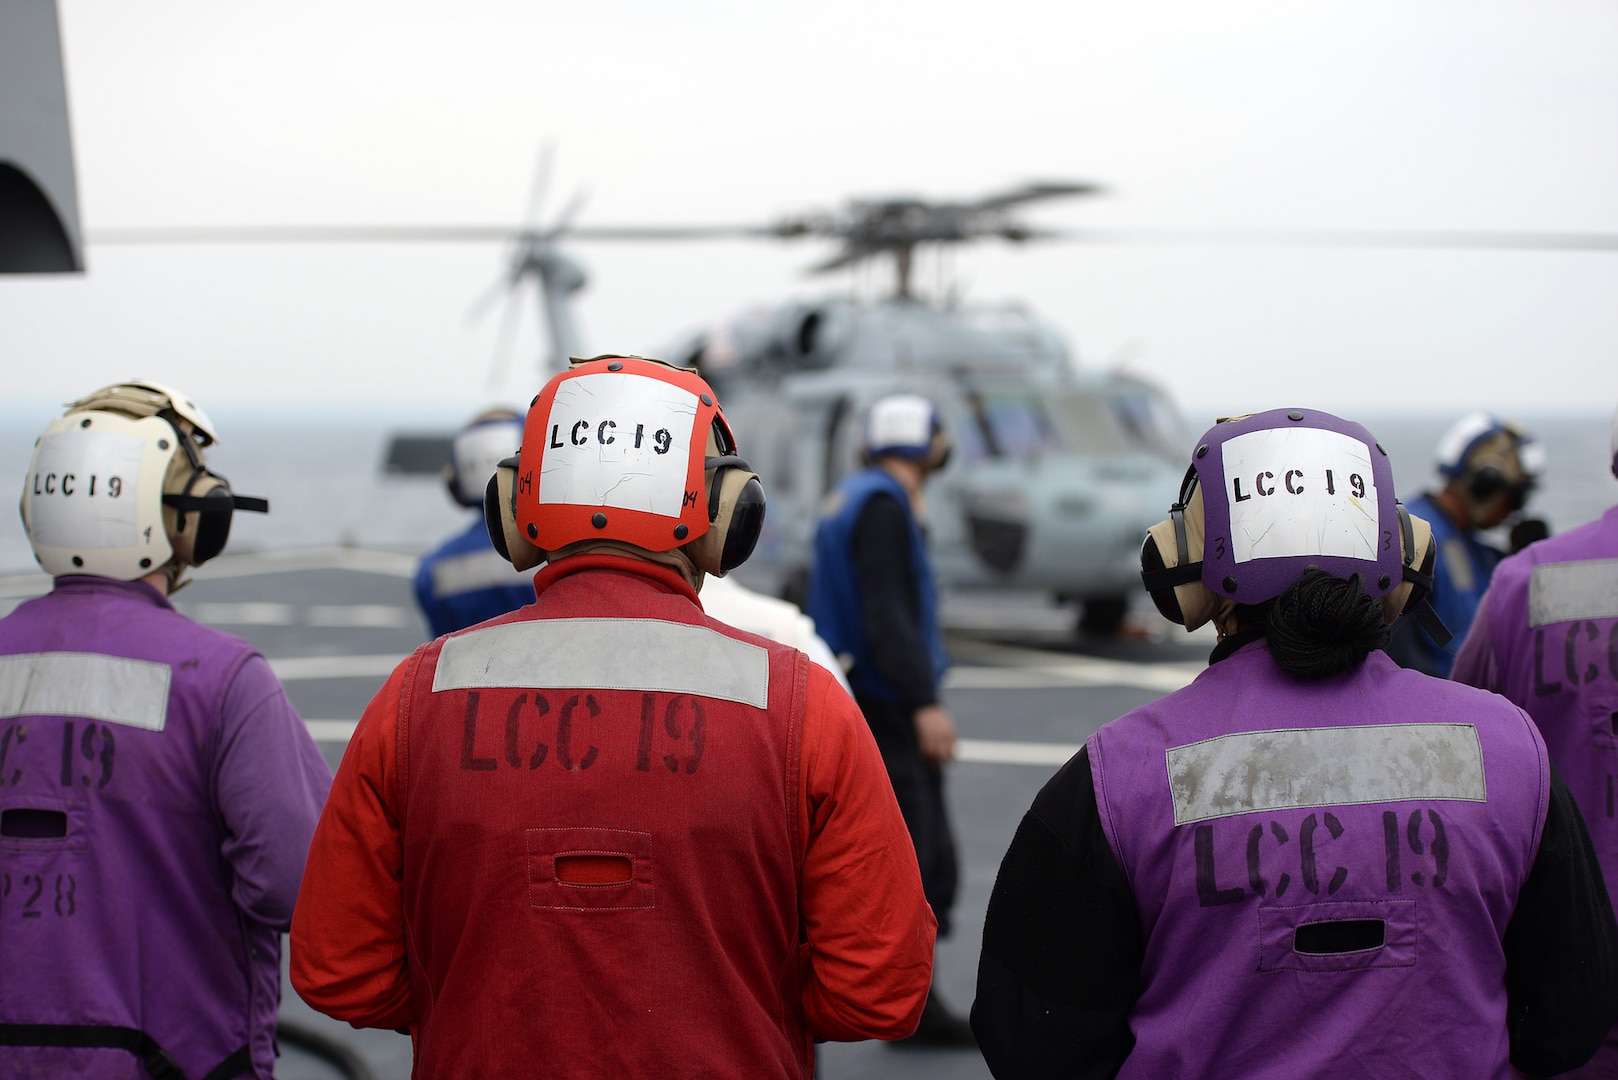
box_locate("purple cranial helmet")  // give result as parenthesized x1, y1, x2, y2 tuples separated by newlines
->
(1141, 408, 1434, 632)
(1196, 409, 1403, 604)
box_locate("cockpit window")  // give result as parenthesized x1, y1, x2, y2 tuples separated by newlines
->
(1049, 393, 1129, 454)
(959, 391, 1066, 463)
(1108, 389, 1188, 461)
(958, 382, 1188, 464)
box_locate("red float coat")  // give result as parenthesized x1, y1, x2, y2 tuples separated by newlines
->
(291, 554, 935, 1078)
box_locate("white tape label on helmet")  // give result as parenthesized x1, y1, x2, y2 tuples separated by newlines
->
(28, 429, 146, 549)
(538, 372, 698, 518)
(1221, 427, 1379, 565)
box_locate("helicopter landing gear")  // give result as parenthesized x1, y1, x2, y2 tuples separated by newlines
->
(1076, 594, 1130, 637)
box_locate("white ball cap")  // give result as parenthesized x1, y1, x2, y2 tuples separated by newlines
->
(865, 394, 937, 457)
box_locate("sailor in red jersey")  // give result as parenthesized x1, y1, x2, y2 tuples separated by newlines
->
(291, 355, 935, 1078)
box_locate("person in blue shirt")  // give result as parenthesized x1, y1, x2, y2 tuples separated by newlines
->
(808, 393, 974, 1048)
(1386, 411, 1546, 677)
(413, 408, 537, 637)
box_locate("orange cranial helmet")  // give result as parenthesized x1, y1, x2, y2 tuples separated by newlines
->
(486, 355, 764, 576)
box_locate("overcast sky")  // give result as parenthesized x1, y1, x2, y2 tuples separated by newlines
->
(3, 0, 1616, 426)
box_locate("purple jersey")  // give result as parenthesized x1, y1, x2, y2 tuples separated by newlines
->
(1090, 643, 1548, 1080)
(0, 577, 330, 1079)
(1454, 504, 1618, 1077)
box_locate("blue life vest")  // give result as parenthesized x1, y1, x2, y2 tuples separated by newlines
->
(414, 518, 537, 638)
(1402, 492, 1503, 678)
(807, 468, 949, 702)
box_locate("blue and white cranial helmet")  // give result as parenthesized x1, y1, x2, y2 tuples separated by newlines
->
(862, 394, 949, 469)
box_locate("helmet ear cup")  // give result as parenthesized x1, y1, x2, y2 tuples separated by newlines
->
(161, 442, 237, 567)
(1381, 504, 1437, 623)
(485, 458, 545, 572)
(173, 480, 236, 566)
(718, 474, 765, 574)
(484, 471, 511, 563)
(1140, 530, 1186, 624)
(1407, 538, 1437, 613)
(1138, 475, 1219, 631)
(685, 460, 765, 577)
(1468, 466, 1506, 503)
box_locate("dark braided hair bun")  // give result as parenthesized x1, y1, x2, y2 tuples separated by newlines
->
(1263, 568, 1392, 680)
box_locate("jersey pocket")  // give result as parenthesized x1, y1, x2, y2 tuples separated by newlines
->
(1258, 898, 1416, 972)
(526, 827, 654, 911)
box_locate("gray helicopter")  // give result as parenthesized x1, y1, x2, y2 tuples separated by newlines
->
(461, 179, 1190, 634)
(682, 292, 1187, 633)
(456, 176, 1618, 631)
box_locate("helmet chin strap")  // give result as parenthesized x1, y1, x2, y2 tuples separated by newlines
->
(141, 560, 189, 596)
(1209, 599, 1242, 641)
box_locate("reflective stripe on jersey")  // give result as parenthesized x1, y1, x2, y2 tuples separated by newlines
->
(434, 617, 770, 708)
(1529, 559, 1618, 626)
(0, 652, 171, 730)
(1166, 722, 1487, 825)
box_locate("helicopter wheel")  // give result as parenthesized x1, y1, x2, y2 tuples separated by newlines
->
(1076, 595, 1130, 637)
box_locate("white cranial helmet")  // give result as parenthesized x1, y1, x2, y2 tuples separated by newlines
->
(447, 409, 523, 508)
(20, 380, 267, 580)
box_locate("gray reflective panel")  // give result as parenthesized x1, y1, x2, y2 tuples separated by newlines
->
(0, 652, 170, 731)
(1166, 723, 1485, 825)
(1530, 560, 1618, 626)
(434, 618, 769, 708)
(431, 549, 533, 600)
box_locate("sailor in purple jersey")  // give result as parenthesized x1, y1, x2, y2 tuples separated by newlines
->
(0, 381, 331, 1080)
(1453, 404, 1618, 1078)
(973, 407, 1618, 1080)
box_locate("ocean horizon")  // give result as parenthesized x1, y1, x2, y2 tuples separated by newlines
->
(1, 405, 1612, 581)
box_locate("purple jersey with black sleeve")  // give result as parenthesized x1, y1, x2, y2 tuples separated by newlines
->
(1089, 643, 1552, 1079)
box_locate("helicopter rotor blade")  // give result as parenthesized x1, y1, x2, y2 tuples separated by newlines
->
(486, 284, 527, 390)
(465, 267, 518, 324)
(1038, 226, 1618, 252)
(523, 142, 556, 227)
(562, 224, 782, 241)
(546, 189, 591, 240)
(806, 242, 883, 276)
(85, 225, 536, 245)
(84, 223, 1618, 255)
(85, 223, 784, 246)
(966, 181, 1105, 213)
